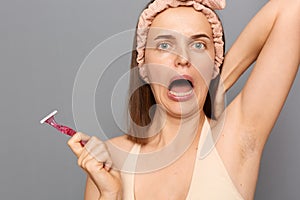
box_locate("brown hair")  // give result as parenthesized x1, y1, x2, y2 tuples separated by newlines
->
(127, 1, 225, 145)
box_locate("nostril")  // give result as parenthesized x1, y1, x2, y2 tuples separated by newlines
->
(176, 56, 190, 67)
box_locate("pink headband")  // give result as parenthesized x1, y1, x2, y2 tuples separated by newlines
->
(136, 0, 226, 70)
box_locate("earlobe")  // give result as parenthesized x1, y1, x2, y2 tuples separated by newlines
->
(139, 65, 150, 83)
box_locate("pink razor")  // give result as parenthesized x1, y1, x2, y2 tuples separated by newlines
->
(40, 110, 86, 146)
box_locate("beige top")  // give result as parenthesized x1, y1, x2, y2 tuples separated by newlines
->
(120, 119, 244, 200)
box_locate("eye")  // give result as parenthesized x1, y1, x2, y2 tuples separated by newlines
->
(192, 42, 205, 50)
(158, 42, 171, 50)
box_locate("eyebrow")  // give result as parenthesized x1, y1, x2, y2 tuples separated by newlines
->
(154, 35, 176, 40)
(190, 33, 211, 40)
(154, 33, 211, 41)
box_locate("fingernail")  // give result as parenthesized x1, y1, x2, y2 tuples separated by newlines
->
(75, 132, 82, 141)
(104, 165, 110, 171)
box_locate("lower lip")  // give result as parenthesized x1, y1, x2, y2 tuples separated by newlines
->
(167, 89, 194, 102)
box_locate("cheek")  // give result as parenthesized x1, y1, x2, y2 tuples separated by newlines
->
(190, 52, 215, 87)
(144, 49, 174, 65)
(144, 63, 172, 89)
(144, 50, 177, 89)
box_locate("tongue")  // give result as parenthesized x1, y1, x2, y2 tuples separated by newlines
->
(170, 81, 193, 93)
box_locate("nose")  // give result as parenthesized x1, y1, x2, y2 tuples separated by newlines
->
(175, 47, 191, 68)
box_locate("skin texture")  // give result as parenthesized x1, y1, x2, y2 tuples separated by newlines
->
(68, 0, 300, 199)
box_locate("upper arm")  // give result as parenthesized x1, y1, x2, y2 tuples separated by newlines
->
(235, 2, 299, 146)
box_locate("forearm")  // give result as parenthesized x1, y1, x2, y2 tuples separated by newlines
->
(221, 0, 279, 91)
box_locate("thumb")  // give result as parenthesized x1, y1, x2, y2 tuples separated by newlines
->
(67, 132, 91, 157)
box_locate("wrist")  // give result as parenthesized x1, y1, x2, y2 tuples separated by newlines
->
(99, 191, 122, 200)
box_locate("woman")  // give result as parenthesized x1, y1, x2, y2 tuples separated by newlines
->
(68, 0, 299, 199)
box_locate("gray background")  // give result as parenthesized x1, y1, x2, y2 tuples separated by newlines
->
(0, 0, 299, 199)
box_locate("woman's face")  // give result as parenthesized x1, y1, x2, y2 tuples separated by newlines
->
(143, 6, 216, 118)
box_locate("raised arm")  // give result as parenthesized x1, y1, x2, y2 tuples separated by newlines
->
(213, 1, 281, 119)
(221, 1, 279, 91)
(214, 1, 299, 199)
(220, 0, 299, 139)
(231, 0, 299, 144)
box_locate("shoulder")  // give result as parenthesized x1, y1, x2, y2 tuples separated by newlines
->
(105, 134, 138, 170)
(105, 134, 136, 153)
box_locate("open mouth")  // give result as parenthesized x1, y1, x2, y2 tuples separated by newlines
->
(167, 75, 194, 101)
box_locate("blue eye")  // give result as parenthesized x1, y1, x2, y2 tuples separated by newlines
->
(193, 42, 205, 49)
(158, 42, 171, 50)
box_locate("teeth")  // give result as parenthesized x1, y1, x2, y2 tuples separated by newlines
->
(170, 89, 193, 97)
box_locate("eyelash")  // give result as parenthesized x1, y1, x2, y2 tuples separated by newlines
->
(157, 42, 172, 50)
(191, 42, 206, 50)
(156, 41, 206, 51)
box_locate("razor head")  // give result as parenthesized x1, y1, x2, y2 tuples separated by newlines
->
(40, 110, 58, 124)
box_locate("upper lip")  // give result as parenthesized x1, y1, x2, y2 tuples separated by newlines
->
(168, 75, 194, 90)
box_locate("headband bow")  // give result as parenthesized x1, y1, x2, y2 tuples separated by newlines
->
(178, 0, 226, 10)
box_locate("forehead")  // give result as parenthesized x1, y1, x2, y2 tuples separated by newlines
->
(150, 6, 213, 38)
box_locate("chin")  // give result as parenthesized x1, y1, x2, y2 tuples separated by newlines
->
(162, 95, 203, 119)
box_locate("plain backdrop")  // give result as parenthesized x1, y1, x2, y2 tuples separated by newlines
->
(0, 0, 299, 199)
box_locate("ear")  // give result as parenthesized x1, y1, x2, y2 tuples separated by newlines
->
(139, 65, 150, 83)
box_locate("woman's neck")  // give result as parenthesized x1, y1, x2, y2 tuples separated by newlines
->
(144, 108, 206, 151)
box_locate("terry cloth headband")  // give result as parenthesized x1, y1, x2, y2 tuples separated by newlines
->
(136, 0, 226, 72)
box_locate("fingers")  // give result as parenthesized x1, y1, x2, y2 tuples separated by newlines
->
(68, 134, 113, 170)
(78, 148, 105, 174)
(79, 152, 121, 196)
(84, 136, 113, 171)
(68, 135, 121, 196)
(213, 80, 225, 120)
(67, 132, 91, 158)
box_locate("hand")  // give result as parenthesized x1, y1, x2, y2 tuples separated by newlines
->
(67, 132, 122, 199)
(213, 78, 226, 121)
